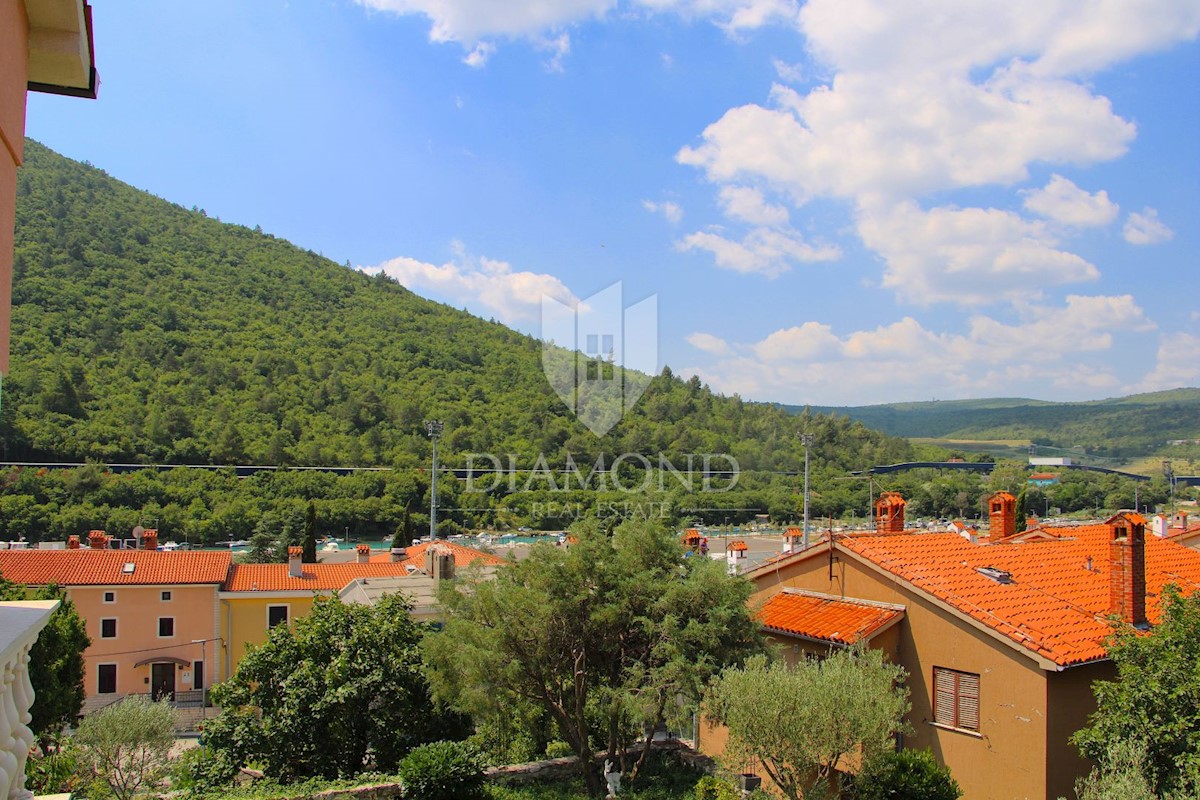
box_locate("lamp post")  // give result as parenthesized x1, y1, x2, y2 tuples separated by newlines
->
(800, 433, 813, 549)
(426, 420, 444, 539)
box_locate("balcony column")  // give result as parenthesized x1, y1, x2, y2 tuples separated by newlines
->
(0, 600, 59, 800)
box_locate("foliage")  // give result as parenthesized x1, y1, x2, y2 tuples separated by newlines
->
(74, 696, 176, 800)
(426, 517, 763, 797)
(705, 649, 911, 800)
(692, 774, 745, 800)
(24, 735, 87, 796)
(169, 744, 242, 795)
(398, 740, 486, 800)
(1072, 587, 1200, 796)
(0, 579, 89, 746)
(203, 593, 468, 783)
(849, 748, 961, 800)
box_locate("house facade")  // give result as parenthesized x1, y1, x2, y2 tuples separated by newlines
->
(706, 494, 1200, 800)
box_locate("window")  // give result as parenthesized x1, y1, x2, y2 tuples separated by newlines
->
(161, 590, 172, 601)
(933, 667, 980, 732)
(98, 664, 117, 694)
(193, 660, 205, 691)
(103, 591, 115, 604)
(267, 605, 289, 629)
(100, 618, 117, 639)
(158, 617, 175, 638)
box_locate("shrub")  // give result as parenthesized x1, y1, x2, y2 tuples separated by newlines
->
(170, 744, 241, 793)
(544, 741, 575, 759)
(851, 748, 961, 800)
(399, 740, 486, 800)
(74, 696, 176, 800)
(694, 774, 742, 800)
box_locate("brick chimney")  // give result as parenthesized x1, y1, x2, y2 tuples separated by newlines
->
(142, 529, 159, 551)
(88, 530, 108, 550)
(987, 492, 1016, 541)
(287, 546, 304, 578)
(356, 543, 371, 564)
(67, 535, 80, 550)
(1108, 512, 1147, 627)
(875, 492, 906, 534)
(424, 546, 454, 581)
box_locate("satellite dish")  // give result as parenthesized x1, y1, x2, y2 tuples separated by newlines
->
(132, 525, 146, 539)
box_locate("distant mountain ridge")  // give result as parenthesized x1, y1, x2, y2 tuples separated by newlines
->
(787, 389, 1200, 459)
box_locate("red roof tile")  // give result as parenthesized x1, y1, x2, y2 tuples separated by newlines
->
(367, 540, 506, 569)
(224, 562, 425, 592)
(837, 525, 1200, 667)
(758, 590, 903, 646)
(0, 550, 232, 586)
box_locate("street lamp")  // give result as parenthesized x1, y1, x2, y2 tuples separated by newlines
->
(426, 420, 444, 540)
(800, 433, 814, 549)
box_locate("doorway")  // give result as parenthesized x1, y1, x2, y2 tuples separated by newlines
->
(150, 662, 176, 701)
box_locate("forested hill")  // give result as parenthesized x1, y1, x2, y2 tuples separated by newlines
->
(2, 140, 911, 474)
(793, 389, 1200, 459)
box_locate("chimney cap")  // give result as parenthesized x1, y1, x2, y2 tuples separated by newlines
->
(287, 546, 303, 557)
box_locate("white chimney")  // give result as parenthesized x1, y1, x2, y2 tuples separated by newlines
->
(287, 546, 303, 578)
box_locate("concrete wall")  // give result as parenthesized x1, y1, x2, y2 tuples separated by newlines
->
(745, 550, 1094, 800)
(0, 0, 30, 382)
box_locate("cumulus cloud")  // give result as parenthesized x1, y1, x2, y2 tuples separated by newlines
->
(1123, 207, 1175, 245)
(642, 199, 684, 224)
(1022, 175, 1118, 227)
(360, 246, 578, 324)
(1137, 332, 1200, 392)
(685, 331, 731, 355)
(683, 296, 1154, 404)
(858, 201, 1099, 306)
(675, 0, 1199, 305)
(677, 225, 840, 277)
(718, 186, 789, 226)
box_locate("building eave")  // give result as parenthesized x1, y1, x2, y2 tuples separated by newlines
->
(25, 0, 98, 99)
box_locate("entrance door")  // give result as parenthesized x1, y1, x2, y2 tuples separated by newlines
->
(150, 662, 176, 701)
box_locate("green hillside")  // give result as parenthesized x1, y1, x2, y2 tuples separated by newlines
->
(793, 390, 1200, 459)
(3, 140, 912, 477)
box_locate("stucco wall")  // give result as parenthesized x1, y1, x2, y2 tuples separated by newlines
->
(0, 0, 29, 381)
(747, 549, 1089, 800)
(69, 584, 221, 698)
(223, 594, 316, 674)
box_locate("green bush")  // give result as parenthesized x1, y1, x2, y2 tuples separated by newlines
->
(170, 745, 241, 793)
(399, 741, 486, 800)
(851, 749, 961, 800)
(544, 741, 575, 759)
(693, 774, 741, 800)
(25, 738, 87, 795)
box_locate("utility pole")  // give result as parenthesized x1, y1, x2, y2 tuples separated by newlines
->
(426, 420, 444, 539)
(801, 433, 813, 549)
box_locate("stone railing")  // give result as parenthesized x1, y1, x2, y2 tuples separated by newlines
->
(0, 600, 59, 800)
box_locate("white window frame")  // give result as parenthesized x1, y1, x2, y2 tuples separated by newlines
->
(102, 590, 115, 604)
(266, 604, 290, 629)
(157, 616, 175, 639)
(100, 617, 117, 639)
(161, 590, 172, 602)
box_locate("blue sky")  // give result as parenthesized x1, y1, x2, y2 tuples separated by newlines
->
(26, 0, 1200, 406)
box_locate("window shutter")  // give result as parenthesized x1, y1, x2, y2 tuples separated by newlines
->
(957, 672, 980, 731)
(933, 667, 980, 732)
(934, 668, 957, 726)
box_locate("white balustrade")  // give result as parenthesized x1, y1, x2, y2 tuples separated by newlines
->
(0, 601, 60, 800)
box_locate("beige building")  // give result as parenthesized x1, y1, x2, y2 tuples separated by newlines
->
(703, 494, 1200, 800)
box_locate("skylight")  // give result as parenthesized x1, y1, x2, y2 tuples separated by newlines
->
(121, 562, 135, 574)
(976, 566, 1013, 584)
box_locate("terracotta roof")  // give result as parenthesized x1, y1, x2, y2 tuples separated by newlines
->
(224, 562, 421, 592)
(367, 540, 506, 568)
(758, 590, 903, 646)
(0, 550, 232, 586)
(837, 524, 1200, 667)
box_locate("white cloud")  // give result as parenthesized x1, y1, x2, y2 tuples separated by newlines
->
(857, 200, 1099, 306)
(1022, 174, 1118, 227)
(463, 41, 495, 67)
(1137, 332, 1200, 392)
(677, 225, 840, 277)
(686, 331, 731, 355)
(360, 247, 579, 324)
(718, 186, 789, 226)
(771, 58, 805, 83)
(642, 199, 684, 224)
(675, 1, 1200, 305)
(1123, 207, 1175, 245)
(685, 296, 1154, 404)
(540, 32, 572, 72)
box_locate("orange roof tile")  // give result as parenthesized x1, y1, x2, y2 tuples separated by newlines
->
(0, 550, 232, 586)
(367, 540, 506, 569)
(758, 590, 903, 646)
(837, 525, 1200, 667)
(224, 562, 424, 592)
